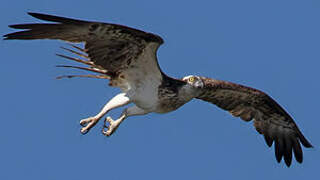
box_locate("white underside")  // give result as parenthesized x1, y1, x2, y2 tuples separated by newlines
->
(80, 42, 165, 135)
(116, 42, 163, 112)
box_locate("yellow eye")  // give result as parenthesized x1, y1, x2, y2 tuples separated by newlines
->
(188, 76, 195, 82)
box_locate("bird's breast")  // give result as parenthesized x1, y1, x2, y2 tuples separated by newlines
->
(126, 76, 161, 112)
(127, 80, 188, 113)
(154, 85, 191, 113)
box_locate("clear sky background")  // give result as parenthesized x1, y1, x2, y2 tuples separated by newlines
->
(1, 0, 319, 179)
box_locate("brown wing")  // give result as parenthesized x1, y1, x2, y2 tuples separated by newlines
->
(196, 77, 312, 167)
(3, 12, 164, 76)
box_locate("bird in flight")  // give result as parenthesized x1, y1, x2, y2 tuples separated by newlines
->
(4, 12, 312, 167)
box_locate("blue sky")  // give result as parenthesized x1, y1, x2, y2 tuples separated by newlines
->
(1, 0, 319, 179)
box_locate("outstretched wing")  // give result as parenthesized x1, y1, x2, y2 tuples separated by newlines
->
(196, 77, 312, 167)
(4, 12, 164, 80)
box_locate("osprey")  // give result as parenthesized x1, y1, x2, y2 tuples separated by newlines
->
(4, 12, 312, 167)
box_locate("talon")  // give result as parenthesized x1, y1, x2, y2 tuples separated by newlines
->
(79, 116, 99, 134)
(102, 126, 108, 136)
(80, 120, 88, 127)
(80, 117, 92, 127)
(80, 128, 88, 135)
(106, 116, 113, 123)
(102, 116, 120, 137)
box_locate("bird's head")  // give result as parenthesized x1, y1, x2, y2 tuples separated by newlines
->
(182, 75, 204, 89)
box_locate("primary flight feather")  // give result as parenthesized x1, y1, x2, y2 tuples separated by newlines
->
(4, 12, 312, 167)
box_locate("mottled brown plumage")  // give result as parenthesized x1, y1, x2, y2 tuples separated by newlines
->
(4, 12, 163, 76)
(196, 77, 312, 166)
(4, 12, 312, 167)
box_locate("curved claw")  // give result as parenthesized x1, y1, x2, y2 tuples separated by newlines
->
(80, 117, 92, 127)
(102, 116, 119, 137)
(80, 128, 89, 135)
(102, 117, 111, 136)
(79, 116, 99, 134)
(80, 120, 87, 127)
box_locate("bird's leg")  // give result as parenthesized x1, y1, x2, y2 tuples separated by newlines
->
(102, 105, 149, 136)
(80, 93, 131, 134)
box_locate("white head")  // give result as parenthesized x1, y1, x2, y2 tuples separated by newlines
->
(180, 75, 205, 100)
(171, 75, 204, 101)
(182, 75, 204, 89)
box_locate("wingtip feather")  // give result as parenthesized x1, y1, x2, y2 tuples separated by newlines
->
(3, 34, 9, 40)
(264, 135, 273, 147)
(296, 130, 313, 148)
(26, 12, 87, 24)
(8, 24, 19, 29)
(27, 12, 35, 16)
(27, 12, 49, 19)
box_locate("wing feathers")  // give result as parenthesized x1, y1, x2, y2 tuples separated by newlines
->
(9, 23, 57, 30)
(275, 137, 284, 163)
(4, 12, 164, 80)
(56, 65, 107, 75)
(56, 53, 92, 66)
(292, 137, 303, 163)
(196, 77, 312, 166)
(60, 46, 89, 59)
(4, 23, 85, 41)
(264, 134, 273, 147)
(284, 134, 293, 166)
(27, 12, 88, 24)
(4, 13, 88, 41)
(4, 12, 163, 43)
(297, 129, 313, 148)
(56, 74, 110, 80)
